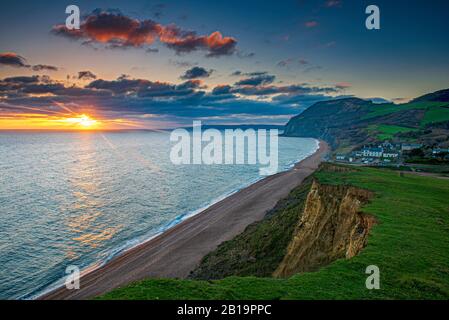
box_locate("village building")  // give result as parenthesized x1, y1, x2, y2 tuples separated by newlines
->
(383, 152, 399, 158)
(362, 147, 384, 158)
(401, 143, 422, 151)
(432, 148, 449, 155)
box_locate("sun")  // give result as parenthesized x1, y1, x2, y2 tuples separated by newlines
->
(63, 114, 100, 129)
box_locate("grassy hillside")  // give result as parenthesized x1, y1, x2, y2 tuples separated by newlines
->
(283, 88, 449, 149)
(99, 165, 449, 300)
(362, 101, 448, 120)
(421, 106, 449, 126)
(367, 124, 419, 141)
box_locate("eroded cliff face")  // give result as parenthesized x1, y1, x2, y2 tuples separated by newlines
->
(274, 180, 375, 277)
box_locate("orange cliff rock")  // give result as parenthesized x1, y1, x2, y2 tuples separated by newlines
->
(274, 180, 375, 277)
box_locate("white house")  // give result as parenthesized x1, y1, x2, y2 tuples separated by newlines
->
(383, 152, 399, 158)
(402, 143, 422, 151)
(432, 148, 449, 155)
(362, 147, 383, 158)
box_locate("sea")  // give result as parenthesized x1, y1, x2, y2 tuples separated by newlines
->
(0, 130, 318, 299)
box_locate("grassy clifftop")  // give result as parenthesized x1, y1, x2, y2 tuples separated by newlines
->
(99, 165, 449, 300)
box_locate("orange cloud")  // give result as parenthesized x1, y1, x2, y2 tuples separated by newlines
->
(52, 10, 237, 57)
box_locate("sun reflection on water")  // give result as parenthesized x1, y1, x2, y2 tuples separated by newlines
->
(64, 134, 121, 255)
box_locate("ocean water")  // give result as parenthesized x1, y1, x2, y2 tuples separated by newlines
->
(0, 130, 318, 299)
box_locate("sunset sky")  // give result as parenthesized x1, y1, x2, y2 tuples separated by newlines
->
(1, 0, 448, 129)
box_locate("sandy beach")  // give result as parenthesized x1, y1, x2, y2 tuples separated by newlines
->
(41, 140, 329, 300)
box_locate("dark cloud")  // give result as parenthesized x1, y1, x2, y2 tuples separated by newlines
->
(86, 77, 205, 98)
(237, 51, 255, 58)
(180, 67, 213, 80)
(1, 72, 347, 126)
(19, 83, 64, 94)
(0, 52, 29, 68)
(52, 10, 237, 57)
(245, 71, 268, 77)
(212, 85, 232, 95)
(117, 74, 129, 81)
(233, 84, 336, 97)
(176, 79, 205, 90)
(86, 78, 152, 95)
(235, 74, 276, 86)
(0, 52, 58, 72)
(278, 58, 309, 68)
(78, 71, 97, 80)
(3, 76, 40, 84)
(31, 64, 58, 72)
(231, 71, 268, 77)
(212, 80, 338, 98)
(146, 48, 159, 53)
(0, 76, 44, 95)
(0, 75, 110, 97)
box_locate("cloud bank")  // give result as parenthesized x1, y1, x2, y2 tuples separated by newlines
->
(52, 9, 237, 57)
(0, 52, 58, 72)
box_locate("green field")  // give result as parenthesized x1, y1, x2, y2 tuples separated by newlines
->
(367, 124, 419, 140)
(421, 106, 449, 126)
(362, 101, 448, 120)
(99, 166, 449, 300)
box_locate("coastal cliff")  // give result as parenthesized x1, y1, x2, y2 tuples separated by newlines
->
(274, 179, 374, 277)
(190, 164, 375, 280)
(283, 98, 374, 148)
(100, 163, 449, 300)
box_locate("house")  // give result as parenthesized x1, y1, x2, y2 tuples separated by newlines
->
(380, 141, 394, 149)
(432, 148, 449, 155)
(401, 143, 422, 151)
(336, 154, 346, 161)
(383, 152, 399, 158)
(362, 147, 383, 158)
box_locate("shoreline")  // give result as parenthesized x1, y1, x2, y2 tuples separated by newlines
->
(40, 140, 329, 300)
(30, 139, 318, 300)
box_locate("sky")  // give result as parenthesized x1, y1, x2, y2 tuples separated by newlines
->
(0, 0, 448, 130)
